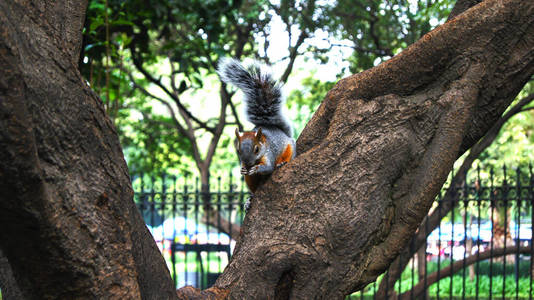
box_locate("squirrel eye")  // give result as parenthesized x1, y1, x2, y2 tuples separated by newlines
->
(254, 145, 259, 154)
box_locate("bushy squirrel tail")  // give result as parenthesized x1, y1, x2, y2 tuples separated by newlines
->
(217, 58, 292, 137)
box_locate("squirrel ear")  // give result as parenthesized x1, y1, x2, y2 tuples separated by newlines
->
(255, 128, 263, 141)
(235, 128, 241, 139)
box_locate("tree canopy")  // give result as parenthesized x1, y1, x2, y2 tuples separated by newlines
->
(80, 0, 460, 178)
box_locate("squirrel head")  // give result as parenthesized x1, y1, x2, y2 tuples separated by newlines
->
(235, 127, 267, 169)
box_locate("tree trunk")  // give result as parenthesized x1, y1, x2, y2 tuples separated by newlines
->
(0, 1, 176, 299)
(202, 0, 534, 298)
(491, 205, 515, 263)
(0, 249, 23, 300)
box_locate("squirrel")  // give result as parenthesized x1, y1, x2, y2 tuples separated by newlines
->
(217, 58, 296, 208)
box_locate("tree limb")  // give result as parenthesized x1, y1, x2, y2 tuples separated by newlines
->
(398, 246, 532, 300)
(279, 0, 315, 84)
(124, 69, 193, 140)
(129, 52, 216, 133)
(376, 91, 534, 298)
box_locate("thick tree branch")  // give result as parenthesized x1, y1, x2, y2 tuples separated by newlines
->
(376, 90, 534, 298)
(399, 246, 532, 300)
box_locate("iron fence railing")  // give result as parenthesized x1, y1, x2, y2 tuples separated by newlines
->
(134, 165, 534, 299)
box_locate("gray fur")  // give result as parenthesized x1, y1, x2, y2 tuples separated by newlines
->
(237, 126, 296, 176)
(217, 58, 293, 137)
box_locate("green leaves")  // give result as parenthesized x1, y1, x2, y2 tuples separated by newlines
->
(80, 0, 458, 177)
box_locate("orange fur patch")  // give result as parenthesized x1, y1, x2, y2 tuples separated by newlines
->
(257, 156, 267, 165)
(241, 131, 256, 139)
(240, 131, 267, 143)
(275, 144, 293, 165)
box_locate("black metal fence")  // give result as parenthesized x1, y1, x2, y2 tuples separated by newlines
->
(132, 172, 246, 289)
(133, 165, 534, 299)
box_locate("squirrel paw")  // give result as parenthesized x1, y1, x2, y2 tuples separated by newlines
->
(247, 165, 259, 175)
(240, 166, 248, 175)
(275, 161, 287, 169)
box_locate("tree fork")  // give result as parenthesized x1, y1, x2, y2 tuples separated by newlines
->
(205, 0, 534, 298)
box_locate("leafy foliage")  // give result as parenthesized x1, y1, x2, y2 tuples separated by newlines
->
(81, 0, 275, 176)
(476, 82, 534, 171)
(79, 0, 534, 182)
(286, 74, 336, 137)
(317, 0, 454, 73)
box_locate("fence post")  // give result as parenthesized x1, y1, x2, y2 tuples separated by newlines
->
(171, 175, 177, 287)
(228, 171, 234, 242)
(489, 167, 494, 299)
(503, 164, 508, 299)
(475, 165, 481, 299)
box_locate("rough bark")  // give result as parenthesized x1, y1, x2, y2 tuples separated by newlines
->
(0, 249, 24, 300)
(0, 1, 176, 299)
(375, 91, 534, 299)
(203, 0, 534, 298)
(398, 246, 532, 300)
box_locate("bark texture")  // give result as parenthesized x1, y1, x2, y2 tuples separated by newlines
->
(375, 91, 534, 299)
(0, 1, 176, 299)
(0, 249, 23, 300)
(205, 0, 534, 298)
(398, 246, 532, 300)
